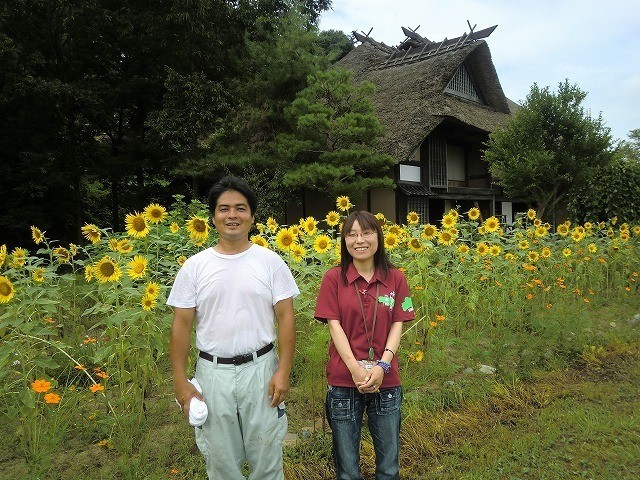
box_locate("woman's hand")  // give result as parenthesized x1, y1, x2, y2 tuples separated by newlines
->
(355, 365, 384, 393)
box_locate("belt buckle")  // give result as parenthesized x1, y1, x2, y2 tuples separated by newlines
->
(232, 353, 252, 365)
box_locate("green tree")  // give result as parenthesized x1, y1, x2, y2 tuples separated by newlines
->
(568, 128, 640, 223)
(270, 68, 395, 199)
(483, 80, 614, 221)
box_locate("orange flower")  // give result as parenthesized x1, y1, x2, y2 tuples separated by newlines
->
(525, 293, 533, 300)
(89, 383, 105, 393)
(435, 314, 446, 322)
(31, 379, 51, 393)
(170, 469, 179, 475)
(430, 321, 438, 327)
(74, 364, 87, 371)
(96, 371, 109, 379)
(546, 303, 553, 309)
(82, 337, 98, 344)
(44, 393, 61, 404)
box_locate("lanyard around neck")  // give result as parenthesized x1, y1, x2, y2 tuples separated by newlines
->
(354, 281, 380, 361)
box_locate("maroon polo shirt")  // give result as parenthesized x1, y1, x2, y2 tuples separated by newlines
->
(314, 263, 415, 388)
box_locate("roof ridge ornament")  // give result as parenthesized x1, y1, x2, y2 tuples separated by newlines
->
(352, 21, 497, 70)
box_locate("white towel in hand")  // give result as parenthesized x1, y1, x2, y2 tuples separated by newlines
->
(187, 378, 208, 427)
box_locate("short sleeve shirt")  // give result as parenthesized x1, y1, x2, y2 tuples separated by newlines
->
(314, 263, 414, 387)
(167, 245, 299, 357)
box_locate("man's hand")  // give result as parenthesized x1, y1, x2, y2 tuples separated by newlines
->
(174, 379, 203, 417)
(268, 368, 290, 407)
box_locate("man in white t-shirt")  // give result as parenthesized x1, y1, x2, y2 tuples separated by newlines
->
(168, 176, 299, 480)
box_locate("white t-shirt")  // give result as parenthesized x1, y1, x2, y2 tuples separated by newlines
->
(167, 244, 299, 356)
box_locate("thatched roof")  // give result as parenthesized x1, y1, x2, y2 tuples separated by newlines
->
(338, 39, 513, 161)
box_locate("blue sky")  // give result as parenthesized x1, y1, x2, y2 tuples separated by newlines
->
(319, 0, 640, 142)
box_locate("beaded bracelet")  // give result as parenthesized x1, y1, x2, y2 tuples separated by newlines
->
(383, 348, 395, 359)
(376, 360, 391, 374)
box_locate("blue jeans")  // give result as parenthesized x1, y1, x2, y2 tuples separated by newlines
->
(326, 386, 402, 480)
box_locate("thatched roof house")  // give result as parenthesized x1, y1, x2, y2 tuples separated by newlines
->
(335, 25, 526, 224)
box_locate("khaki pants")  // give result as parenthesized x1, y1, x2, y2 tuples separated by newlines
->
(195, 349, 287, 480)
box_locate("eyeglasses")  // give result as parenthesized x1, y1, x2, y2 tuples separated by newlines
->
(345, 230, 376, 240)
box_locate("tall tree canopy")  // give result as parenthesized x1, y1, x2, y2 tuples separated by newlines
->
(0, 0, 336, 247)
(568, 128, 640, 223)
(483, 80, 614, 221)
(270, 68, 395, 199)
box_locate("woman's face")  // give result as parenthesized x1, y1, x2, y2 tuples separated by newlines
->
(344, 220, 378, 262)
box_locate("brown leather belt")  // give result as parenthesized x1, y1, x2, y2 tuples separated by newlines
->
(198, 343, 274, 365)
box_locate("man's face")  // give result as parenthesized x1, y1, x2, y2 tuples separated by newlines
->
(212, 190, 254, 241)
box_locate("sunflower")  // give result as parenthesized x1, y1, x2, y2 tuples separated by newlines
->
(127, 255, 148, 280)
(11, 247, 27, 268)
(467, 207, 481, 221)
(170, 222, 180, 234)
(301, 216, 318, 236)
(476, 242, 489, 255)
(0, 244, 6, 267)
(406, 211, 420, 225)
(323, 211, 339, 227)
(176, 255, 187, 266)
(266, 217, 279, 233)
(145, 282, 160, 298)
(275, 228, 296, 251)
(528, 250, 540, 262)
(527, 209, 537, 221)
(384, 232, 399, 250)
(93, 256, 122, 283)
(53, 247, 71, 264)
(571, 229, 585, 242)
(518, 240, 530, 250)
(144, 203, 168, 224)
(141, 293, 157, 311)
(477, 225, 486, 235)
(186, 216, 209, 243)
(81, 224, 102, 244)
(489, 244, 502, 256)
(437, 230, 455, 246)
(441, 213, 457, 229)
(535, 226, 548, 238)
(587, 243, 598, 253)
(251, 235, 269, 248)
(421, 224, 438, 240)
(387, 224, 404, 238)
(107, 238, 119, 251)
(32, 268, 45, 283)
(562, 248, 572, 257)
(336, 196, 352, 212)
(407, 237, 423, 253)
(313, 235, 332, 254)
(375, 212, 386, 224)
(69, 244, 78, 256)
(116, 239, 133, 254)
(556, 224, 569, 236)
(541, 247, 552, 258)
(289, 244, 307, 262)
(632, 226, 640, 236)
(124, 212, 149, 238)
(448, 208, 459, 219)
(483, 216, 500, 233)
(84, 265, 93, 282)
(0, 276, 15, 303)
(31, 226, 45, 244)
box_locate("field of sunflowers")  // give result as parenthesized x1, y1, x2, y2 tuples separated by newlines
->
(0, 194, 638, 478)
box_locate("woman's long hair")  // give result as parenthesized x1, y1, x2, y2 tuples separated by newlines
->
(340, 211, 394, 283)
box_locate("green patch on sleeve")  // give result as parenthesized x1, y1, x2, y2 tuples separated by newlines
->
(401, 297, 414, 312)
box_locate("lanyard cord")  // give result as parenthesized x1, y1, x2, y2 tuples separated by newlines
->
(355, 281, 380, 360)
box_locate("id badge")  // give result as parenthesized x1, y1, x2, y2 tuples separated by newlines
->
(358, 359, 377, 370)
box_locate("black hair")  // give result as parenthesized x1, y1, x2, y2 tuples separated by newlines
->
(340, 211, 394, 282)
(207, 176, 258, 216)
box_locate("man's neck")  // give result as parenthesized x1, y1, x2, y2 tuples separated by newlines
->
(214, 239, 252, 255)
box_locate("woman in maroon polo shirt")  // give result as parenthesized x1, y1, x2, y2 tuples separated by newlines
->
(314, 211, 414, 480)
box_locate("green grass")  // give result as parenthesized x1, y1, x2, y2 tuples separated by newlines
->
(1, 306, 638, 479)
